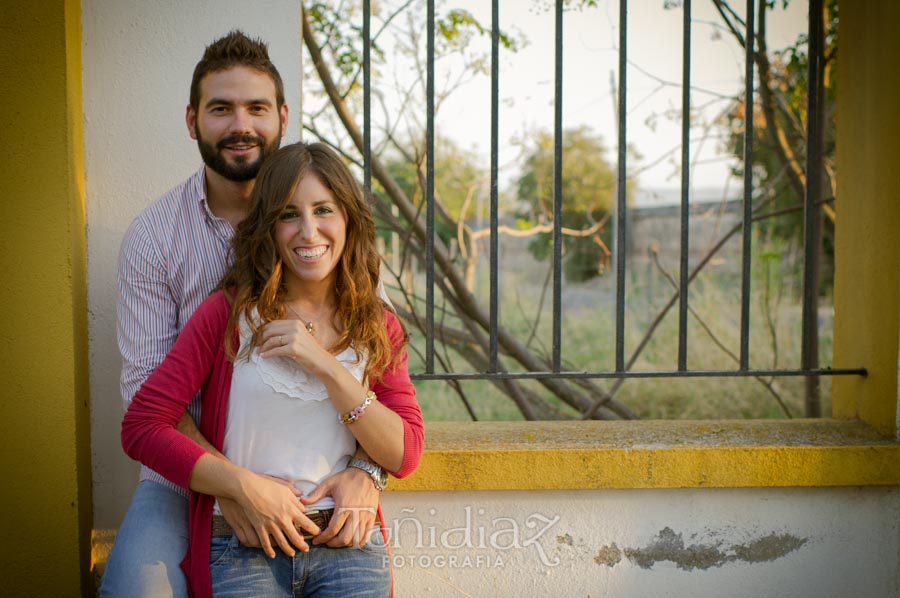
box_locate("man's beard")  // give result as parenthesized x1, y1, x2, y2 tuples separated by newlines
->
(196, 126, 281, 182)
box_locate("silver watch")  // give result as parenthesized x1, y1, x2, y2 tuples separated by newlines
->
(348, 457, 388, 491)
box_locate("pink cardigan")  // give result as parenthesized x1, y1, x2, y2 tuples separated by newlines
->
(122, 291, 424, 598)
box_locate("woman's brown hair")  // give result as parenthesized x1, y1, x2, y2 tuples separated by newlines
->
(218, 142, 402, 383)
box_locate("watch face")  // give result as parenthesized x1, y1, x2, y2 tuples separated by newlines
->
(370, 465, 388, 489)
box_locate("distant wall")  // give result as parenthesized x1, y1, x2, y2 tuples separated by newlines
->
(628, 200, 743, 261)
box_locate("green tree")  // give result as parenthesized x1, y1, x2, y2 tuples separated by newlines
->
(380, 136, 489, 287)
(384, 136, 487, 221)
(514, 126, 620, 281)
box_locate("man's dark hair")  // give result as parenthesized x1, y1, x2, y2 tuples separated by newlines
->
(189, 30, 285, 111)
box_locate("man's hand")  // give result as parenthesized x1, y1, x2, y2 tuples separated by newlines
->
(302, 466, 379, 548)
(177, 411, 224, 457)
(218, 497, 262, 548)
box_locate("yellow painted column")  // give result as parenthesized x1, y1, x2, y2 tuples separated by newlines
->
(0, 0, 92, 595)
(832, 0, 900, 436)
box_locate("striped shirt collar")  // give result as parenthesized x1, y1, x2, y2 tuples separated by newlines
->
(193, 166, 237, 243)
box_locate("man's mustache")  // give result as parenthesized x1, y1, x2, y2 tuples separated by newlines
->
(217, 134, 265, 150)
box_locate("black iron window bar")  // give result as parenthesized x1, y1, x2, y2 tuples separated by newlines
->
(357, 0, 865, 387)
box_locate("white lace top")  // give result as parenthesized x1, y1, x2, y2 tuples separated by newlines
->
(215, 313, 367, 513)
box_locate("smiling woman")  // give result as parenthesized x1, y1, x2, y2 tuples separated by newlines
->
(120, 142, 424, 598)
(275, 173, 347, 294)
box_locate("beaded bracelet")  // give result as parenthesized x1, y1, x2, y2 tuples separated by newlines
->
(340, 390, 377, 424)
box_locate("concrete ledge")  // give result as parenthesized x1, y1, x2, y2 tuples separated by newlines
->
(389, 419, 900, 491)
(92, 418, 900, 585)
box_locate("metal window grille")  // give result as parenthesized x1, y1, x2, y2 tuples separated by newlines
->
(356, 0, 865, 403)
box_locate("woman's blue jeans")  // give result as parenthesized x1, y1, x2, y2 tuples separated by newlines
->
(209, 529, 391, 598)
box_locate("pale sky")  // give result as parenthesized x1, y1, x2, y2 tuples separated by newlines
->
(427, 0, 809, 196)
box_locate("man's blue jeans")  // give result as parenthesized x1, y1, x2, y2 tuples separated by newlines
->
(99, 480, 189, 598)
(209, 528, 391, 597)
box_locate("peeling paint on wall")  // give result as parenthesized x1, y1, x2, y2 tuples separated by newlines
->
(595, 527, 807, 571)
(594, 542, 623, 567)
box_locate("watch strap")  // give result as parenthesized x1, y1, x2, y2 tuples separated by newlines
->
(347, 457, 388, 491)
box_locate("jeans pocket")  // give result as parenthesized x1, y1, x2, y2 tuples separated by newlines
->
(209, 534, 238, 568)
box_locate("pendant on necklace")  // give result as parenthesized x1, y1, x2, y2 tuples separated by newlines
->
(285, 303, 317, 336)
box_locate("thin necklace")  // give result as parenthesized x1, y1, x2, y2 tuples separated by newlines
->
(285, 303, 316, 336)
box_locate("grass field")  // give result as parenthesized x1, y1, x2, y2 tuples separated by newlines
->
(397, 232, 833, 422)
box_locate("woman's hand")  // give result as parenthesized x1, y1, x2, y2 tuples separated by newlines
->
(259, 319, 328, 375)
(190, 455, 329, 558)
(302, 466, 380, 548)
(233, 469, 323, 558)
(219, 475, 302, 548)
(256, 316, 408, 474)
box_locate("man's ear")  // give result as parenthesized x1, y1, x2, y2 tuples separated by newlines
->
(186, 105, 198, 140)
(280, 103, 289, 138)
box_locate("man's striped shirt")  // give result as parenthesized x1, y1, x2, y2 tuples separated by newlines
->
(117, 166, 234, 493)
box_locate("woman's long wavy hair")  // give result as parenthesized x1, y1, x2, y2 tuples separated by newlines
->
(218, 142, 403, 383)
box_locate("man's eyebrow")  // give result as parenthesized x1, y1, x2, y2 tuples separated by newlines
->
(245, 98, 274, 106)
(204, 97, 234, 108)
(204, 97, 274, 108)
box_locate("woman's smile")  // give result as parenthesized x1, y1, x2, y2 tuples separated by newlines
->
(275, 172, 347, 292)
(293, 245, 327, 260)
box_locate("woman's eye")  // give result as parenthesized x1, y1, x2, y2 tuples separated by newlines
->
(278, 210, 299, 221)
(315, 206, 334, 215)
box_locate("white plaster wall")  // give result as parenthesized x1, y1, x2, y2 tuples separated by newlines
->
(83, 0, 303, 529)
(382, 487, 900, 598)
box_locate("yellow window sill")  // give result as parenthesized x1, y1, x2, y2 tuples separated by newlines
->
(389, 419, 900, 491)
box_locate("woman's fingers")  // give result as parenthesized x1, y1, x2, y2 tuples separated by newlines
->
(255, 515, 312, 558)
(259, 326, 291, 354)
(239, 472, 312, 557)
(283, 520, 311, 554)
(294, 511, 323, 538)
(262, 474, 304, 496)
(259, 320, 314, 358)
(319, 507, 376, 548)
(256, 525, 277, 559)
(269, 525, 298, 558)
